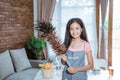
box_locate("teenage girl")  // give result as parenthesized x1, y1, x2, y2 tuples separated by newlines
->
(62, 18, 93, 80)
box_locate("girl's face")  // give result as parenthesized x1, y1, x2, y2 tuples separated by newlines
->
(69, 22, 82, 39)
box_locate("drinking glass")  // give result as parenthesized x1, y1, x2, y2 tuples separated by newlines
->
(53, 56, 63, 77)
(108, 66, 114, 77)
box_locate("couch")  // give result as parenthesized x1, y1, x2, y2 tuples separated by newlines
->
(0, 48, 46, 80)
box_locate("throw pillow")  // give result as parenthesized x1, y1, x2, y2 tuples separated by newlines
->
(9, 48, 32, 72)
(0, 50, 14, 80)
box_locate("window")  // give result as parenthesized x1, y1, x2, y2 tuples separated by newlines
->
(49, 0, 97, 60)
(112, 0, 120, 67)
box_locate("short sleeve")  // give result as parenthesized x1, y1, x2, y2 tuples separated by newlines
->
(84, 41, 91, 53)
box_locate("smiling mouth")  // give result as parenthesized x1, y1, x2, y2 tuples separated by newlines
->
(73, 34, 78, 36)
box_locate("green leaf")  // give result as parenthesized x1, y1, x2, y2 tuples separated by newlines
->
(40, 39, 46, 48)
(31, 36, 36, 46)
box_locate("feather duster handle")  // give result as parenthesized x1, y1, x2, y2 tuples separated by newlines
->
(36, 21, 66, 55)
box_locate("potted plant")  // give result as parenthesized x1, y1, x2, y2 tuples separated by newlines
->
(25, 36, 46, 59)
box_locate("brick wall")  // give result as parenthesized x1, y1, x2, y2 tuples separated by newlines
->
(0, 0, 34, 52)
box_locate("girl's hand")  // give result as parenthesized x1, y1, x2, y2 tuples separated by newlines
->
(67, 67, 79, 73)
(61, 54, 67, 62)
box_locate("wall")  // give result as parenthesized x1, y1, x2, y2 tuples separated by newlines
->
(0, 0, 34, 52)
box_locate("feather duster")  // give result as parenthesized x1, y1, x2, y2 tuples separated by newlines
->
(36, 21, 66, 55)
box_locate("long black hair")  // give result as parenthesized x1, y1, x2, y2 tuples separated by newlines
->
(64, 18, 88, 49)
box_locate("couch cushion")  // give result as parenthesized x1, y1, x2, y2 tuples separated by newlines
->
(4, 68, 39, 80)
(9, 48, 32, 72)
(0, 50, 15, 80)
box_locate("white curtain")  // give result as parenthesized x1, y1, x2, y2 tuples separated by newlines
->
(49, 0, 97, 60)
(98, 0, 108, 59)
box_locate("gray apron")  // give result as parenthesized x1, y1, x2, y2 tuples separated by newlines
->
(62, 49, 87, 80)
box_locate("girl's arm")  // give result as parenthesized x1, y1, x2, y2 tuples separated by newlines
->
(67, 50, 94, 73)
(78, 50, 94, 71)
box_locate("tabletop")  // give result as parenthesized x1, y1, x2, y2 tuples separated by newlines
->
(34, 69, 117, 80)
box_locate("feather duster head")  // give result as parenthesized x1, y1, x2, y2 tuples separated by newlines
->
(36, 20, 66, 55)
(36, 20, 55, 34)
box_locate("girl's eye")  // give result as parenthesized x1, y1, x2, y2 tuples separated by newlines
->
(74, 27, 80, 30)
(70, 28, 73, 31)
(76, 27, 79, 30)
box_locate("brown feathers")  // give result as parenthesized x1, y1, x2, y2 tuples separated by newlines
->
(36, 21, 66, 55)
(36, 20, 55, 34)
